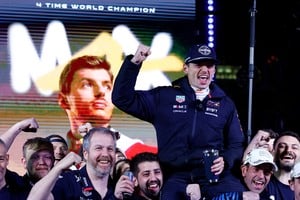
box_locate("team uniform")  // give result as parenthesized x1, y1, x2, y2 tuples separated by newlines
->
(0, 170, 27, 200)
(52, 165, 116, 200)
(112, 55, 246, 199)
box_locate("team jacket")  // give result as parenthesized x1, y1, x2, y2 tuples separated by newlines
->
(112, 55, 246, 173)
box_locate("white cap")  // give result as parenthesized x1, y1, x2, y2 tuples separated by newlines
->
(243, 148, 277, 171)
(291, 162, 300, 179)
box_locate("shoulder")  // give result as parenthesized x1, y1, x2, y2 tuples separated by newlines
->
(0, 185, 26, 200)
(5, 169, 23, 186)
(266, 175, 293, 199)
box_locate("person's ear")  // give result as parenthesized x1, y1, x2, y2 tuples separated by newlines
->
(289, 179, 295, 191)
(133, 176, 138, 187)
(240, 165, 247, 177)
(83, 149, 88, 161)
(58, 92, 70, 109)
(183, 64, 188, 74)
(21, 157, 27, 170)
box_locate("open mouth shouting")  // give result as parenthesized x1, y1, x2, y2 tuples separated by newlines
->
(251, 178, 266, 191)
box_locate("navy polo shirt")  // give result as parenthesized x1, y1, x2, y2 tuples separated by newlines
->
(52, 166, 115, 200)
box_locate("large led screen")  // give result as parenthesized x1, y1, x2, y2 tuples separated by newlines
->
(0, 0, 196, 172)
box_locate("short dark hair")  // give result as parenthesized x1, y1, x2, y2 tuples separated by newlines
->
(59, 55, 113, 94)
(273, 130, 300, 148)
(130, 152, 159, 176)
(112, 158, 131, 184)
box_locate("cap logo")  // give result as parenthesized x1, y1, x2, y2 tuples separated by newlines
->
(198, 45, 212, 56)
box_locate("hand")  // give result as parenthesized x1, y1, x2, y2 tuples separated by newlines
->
(211, 156, 224, 175)
(19, 117, 39, 132)
(78, 122, 93, 137)
(54, 152, 82, 171)
(114, 174, 135, 199)
(186, 184, 201, 200)
(242, 191, 260, 200)
(131, 44, 151, 65)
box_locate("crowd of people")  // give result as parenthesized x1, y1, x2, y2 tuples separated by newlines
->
(1, 43, 300, 200)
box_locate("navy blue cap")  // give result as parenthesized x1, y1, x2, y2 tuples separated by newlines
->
(46, 134, 68, 147)
(184, 44, 217, 64)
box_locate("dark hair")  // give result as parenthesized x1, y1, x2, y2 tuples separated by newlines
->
(112, 158, 131, 185)
(82, 127, 117, 151)
(46, 134, 68, 147)
(273, 131, 300, 148)
(59, 55, 113, 94)
(130, 152, 159, 176)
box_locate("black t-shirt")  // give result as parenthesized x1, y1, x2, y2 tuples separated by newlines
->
(266, 175, 294, 200)
(2, 170, 28, 200)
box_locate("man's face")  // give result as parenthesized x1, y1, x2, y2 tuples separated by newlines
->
(241, 164, 273, 194)
(290, 178, 300, 200)
(0, 144, 8, 186)
(274, 136, 300, 172)
(84, 133, 116, 178)
(63, 68, 114, 124)
(115, 160, 130, 175)
(183, 61, 215, 90)
(51, 141, 68, 164)
(23, 150, 54, 181)
(136, 161, 163, 199)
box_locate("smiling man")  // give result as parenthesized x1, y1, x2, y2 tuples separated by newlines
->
(114, 152, 201, 200)
(266, 131, 300, 200)
(27, 127, 118, 200)
(241, 149, 277, 197)
(211, 148, 277, 200)
(131, 152, 163, 200)
(18, 137, 55, 199)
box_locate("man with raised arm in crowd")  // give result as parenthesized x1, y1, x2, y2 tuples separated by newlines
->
(112, 43, 246, 199)
(28, 127, 120, 200)
(0, 118, 55, 199)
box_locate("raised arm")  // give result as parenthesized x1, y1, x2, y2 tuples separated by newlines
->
(0, 117, 39, 150)
(112, 43, 155, 121)
(242, 130, 271, 161)
(27, 152, 82, 200)
(130, 44, 151, 65)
